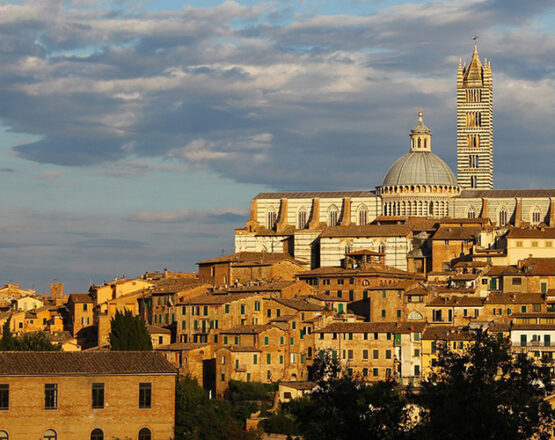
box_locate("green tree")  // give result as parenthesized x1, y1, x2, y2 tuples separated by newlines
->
(0, 319, 60, 351)
(13, 331, 61, 351)
(416, 330, 555, 440)
(286, 349, 411, 440)
(175, 375, 260, 440)
(109, 310, 152, 350)
(0, 318, 15, 350)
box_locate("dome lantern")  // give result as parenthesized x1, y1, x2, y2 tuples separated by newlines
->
(410, 108, 431, 152)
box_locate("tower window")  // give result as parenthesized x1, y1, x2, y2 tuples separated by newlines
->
(467, 207, 476, 219)
(470, 176, 477, 188)
(469, 155, 479, 168)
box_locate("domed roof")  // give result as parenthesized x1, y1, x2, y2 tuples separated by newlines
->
(382, 151, 457, 187)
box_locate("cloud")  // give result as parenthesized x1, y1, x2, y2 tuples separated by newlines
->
(73, 238, 146, 249)
(127, 208, 248, 224)
(0, 0, 552, 191)
(39, 170, 63, 180)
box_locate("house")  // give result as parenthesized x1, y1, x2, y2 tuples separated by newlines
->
(0, 351, 176, 440)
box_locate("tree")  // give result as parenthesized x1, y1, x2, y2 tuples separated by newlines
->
(109, 309, 152, 350)
(0, 318, 15, 350)
(416, 330, 555, 440)
(175, 375, 261, 440)
(0, 318, 60, 351)
(286, 349, 412, 440)
(13, 331, 62, 351)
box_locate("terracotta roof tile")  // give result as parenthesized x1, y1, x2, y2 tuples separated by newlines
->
(507, 228, 555, 239)
(0, 352, 176, 376)
(432, 226, 482, 240)
(460, 189, 555, 198)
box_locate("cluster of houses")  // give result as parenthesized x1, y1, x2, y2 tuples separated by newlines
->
(2, 217, 555, 400)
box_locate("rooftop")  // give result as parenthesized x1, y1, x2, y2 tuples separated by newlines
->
(0, 352, 176, 376)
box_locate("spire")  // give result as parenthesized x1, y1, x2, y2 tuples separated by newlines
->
(463, 43, 483, 86)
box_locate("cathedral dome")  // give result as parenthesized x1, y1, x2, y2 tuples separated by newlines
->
(382, 150, 457, 186)
(381, 110, 458, 187)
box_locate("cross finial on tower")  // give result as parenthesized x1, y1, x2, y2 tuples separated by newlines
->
(418, 107, 423, 121)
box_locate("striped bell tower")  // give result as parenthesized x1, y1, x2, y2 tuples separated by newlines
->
(456, 44, 493, 189)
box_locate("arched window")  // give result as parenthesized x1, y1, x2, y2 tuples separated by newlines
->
(0, 431, 8, 440)
(408, 311, 423, 320)
(91, 429, 103, 440)
(139, 428, 152, 440)
(266, 208, 276, 229)
(328, 205, 338, 226)
(358, 205, 368, 225)
(470, 176, 477, 188)
(43, 430, 57, 440)
(499, 208, 508, 227)
(467, 206, 476, 219)
(531, 207, 542, 225)
(362, 280, 369, 286)
(298, 208, 307, 229)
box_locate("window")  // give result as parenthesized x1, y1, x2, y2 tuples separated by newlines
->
(498, 208, 508, 227)
(267, 208, 277, 229)
(254, 301, 260, 312)
(298, 208, 307, 229)
(470, 175, 477, 188)
(290, 353, 297, 364)
(0, 385, 8, 410)
(373, 349, 379, 359)
(467, 206, 476, 219)
(267, 353, 271, 364)
(414, 365, 421, 376)
(92, 383, 104, 409)
(358, 206, 368, 225)
(225, 304, 230, 313)
(139, 383, 152, 409)
(362, 349, 368, 360)
(253, 354, 258, 365)
(264, 336, 269, 345)
(532, 241, 539, 248)
(0, 431, 7, 440)
(531, 207, 542, 225)
(347, 350, 353, 360)
(43, 430, 57, 440)
(139, 428, 152, 440)
(373, 368, 379, 377)
(533, 303, 541, 312)
(240, 305, 245, 314)
(512, 278, 522, 286)
(385, 350, 392, 360)
(328, 205, 338, 226)
(44, 384, 57, 410)
(90, 429, 103, 440)
(363, 368, 368, 377)
(521, 306, 527, 313)
(381, 309, 386, 318)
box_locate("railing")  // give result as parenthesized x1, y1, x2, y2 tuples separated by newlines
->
(512, 341, 552, 348)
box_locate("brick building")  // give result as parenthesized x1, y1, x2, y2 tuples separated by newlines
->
(0, 351, 176, 440)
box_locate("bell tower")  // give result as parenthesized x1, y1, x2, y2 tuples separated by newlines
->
(457, 44, 493, 189)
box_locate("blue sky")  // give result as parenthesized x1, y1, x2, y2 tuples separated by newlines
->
(0, 0, 553, 292)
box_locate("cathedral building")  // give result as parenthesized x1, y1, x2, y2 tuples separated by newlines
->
(235, 45, 555, 269)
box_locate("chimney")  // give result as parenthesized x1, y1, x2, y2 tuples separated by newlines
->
(276, 198, 289, 233)
(308, 198, 321, 228)
(340, 197, 352, 226)
(514, 198, 522, 227)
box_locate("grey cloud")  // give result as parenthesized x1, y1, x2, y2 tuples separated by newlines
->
(73, 238, 146, 249)
(0, 0, 552, 190)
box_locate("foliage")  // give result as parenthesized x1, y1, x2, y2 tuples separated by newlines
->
(416, 330, 555, 440)
(286, 349, 411, 440)
(175, 375, 261, 440)
(109, 309, 152, 350)
(0, 319, 61, 351)
(227, 379, 277, 422)
(261, 407, 301, 436)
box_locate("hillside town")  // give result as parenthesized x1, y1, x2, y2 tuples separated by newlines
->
(1, 39, 554, 439)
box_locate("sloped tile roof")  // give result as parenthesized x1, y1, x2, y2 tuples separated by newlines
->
(0, 352, 176, 376)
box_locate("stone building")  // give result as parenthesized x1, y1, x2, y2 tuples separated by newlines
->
(235, 45, 555, 269)
(0, 351, 176, 440)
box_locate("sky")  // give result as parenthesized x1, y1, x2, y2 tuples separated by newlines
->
(0, 0, 553, 293)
